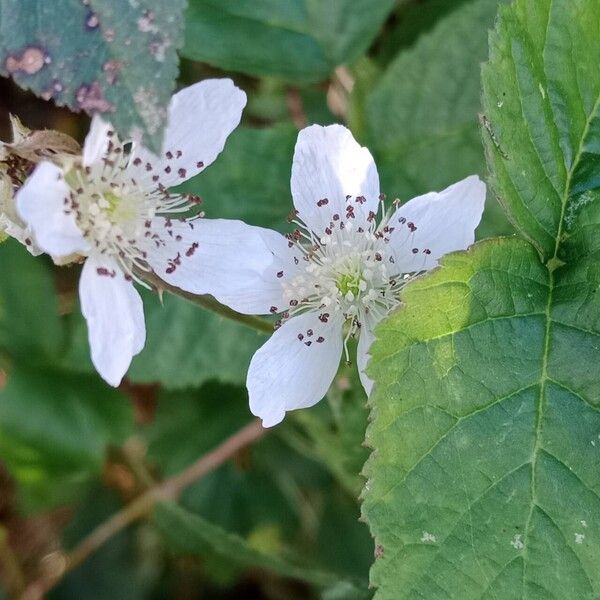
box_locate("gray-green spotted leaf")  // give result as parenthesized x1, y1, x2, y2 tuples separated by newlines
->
(481, 0, 600, 257)
(363, 237, 600, 598)
(182, 0, 395, 82)
(0, 0, 185, 152)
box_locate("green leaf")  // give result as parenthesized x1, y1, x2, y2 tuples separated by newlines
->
(0, 367, 133, 511)
(180, 125, 298, 231)
(363, 1, 600, 596)
(154, 501, 366, 593)
(143, 382, 373, 581)
(365, 0, 496, 196)
(315, 488, 374, 584)
(128, 293, 266, 389)
(364, 0, 512, 238)
(374, 0, 473, 65)
(363, 238, 600, 598)
(288, 363, 369, 497)
(0, 0, 185, 152)
(143, 382, 251, 476)
(143, 382, 321, 536)
(481, 0, 600, 257)
(52, 485, 159, 600)
(62, 290, 267, 389)
(0, 240, 62, 362)
(322, 581, 371, 600)
(182, 0, 395, 82)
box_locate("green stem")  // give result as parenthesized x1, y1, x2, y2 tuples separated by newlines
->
(139, 271, 273, 335)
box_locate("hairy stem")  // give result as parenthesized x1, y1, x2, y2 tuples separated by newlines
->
(140, 270, 274, 335)
(22, 420, 265, 600)
(286, 87, 307, 129)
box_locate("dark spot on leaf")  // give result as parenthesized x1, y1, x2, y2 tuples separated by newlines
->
(5, 47, 48, 75)
(103, 59, 123, 85)
(41, 79, 64, 101)
(76, 82, 115, 113)
(148, 36, 169, 62)
(85, 10, 100, 30)
(375, 544, 384, 559)
(137, 10, 157, 33)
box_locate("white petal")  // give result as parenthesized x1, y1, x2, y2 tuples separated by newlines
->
(248, 312, 344, 427)
(145, 218, 299, 315)
(16, 161, 89, 257)
(357, 318, 378, 396)
(79, 255, 146, 387)
(291, 124, 380, 236)
(128, 79, 246, 189)
(389, 175, 486, 273)
(83, 115, 112, 167)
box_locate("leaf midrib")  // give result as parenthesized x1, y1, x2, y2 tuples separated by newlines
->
(520, 36, 600, 593)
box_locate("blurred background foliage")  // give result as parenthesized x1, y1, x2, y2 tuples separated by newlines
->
(0, 0, 511, 597)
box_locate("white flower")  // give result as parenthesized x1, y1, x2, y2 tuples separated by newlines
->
(177, 125, 485, 426)
(16, 79, 246, 386)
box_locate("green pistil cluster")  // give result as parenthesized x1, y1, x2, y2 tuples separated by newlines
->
(336, 272, 363, 298)
(103, 191, 120, 214)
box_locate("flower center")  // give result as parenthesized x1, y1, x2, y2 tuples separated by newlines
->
(281, 217, 405, 335)
(102, 190, 121, 216)
(61, 131, 200, 280)
(276, 193, 429, 360)
(336, 270, 363, 299)
(64, 163, 153, 270)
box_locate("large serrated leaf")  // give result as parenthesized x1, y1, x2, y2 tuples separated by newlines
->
(481, 0, 600, 257)
(363, 238, 600, 598)
(182, 0, 395, 82)
(363, 0, 600, 596)
(0, 0, 185, 152)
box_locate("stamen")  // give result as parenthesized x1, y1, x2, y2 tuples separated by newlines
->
(278, 192, 419, 349)
(60, 130, 202, 281)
